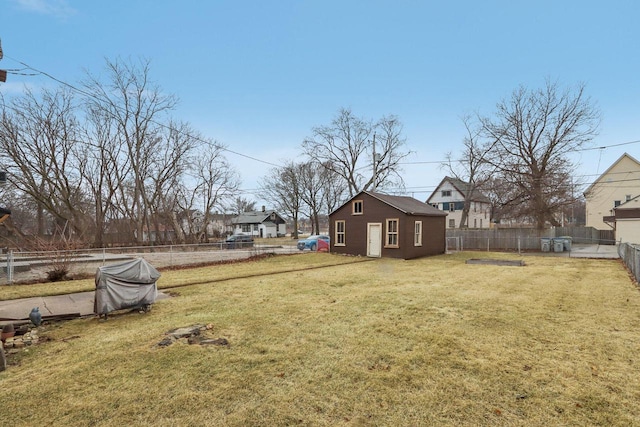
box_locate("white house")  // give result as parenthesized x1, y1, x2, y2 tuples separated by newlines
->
(231, 208, 287, 238)
(426, 176, 491, 229)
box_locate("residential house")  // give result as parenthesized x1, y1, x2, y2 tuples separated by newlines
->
(584, 153, 640, 230)
(329, 191, 447, 259)
(231, 208, 287, 238)
(426, 176, 491, 229)
(609, 195, 640, 244)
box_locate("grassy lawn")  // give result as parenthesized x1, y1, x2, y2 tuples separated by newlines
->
(1, 252, 639, 426)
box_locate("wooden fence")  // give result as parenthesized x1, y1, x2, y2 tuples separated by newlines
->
(445, 226, 614, 251)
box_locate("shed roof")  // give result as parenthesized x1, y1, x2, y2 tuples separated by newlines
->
(364, 191, 447, 216)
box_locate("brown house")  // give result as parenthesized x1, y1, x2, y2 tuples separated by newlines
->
(329, 191, 447, 259)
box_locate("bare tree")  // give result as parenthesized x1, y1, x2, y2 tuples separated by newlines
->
(443, 115, 495, 228)
(260, 161, 304, 238)
(78, 99, 126, 246)
(480, 80, 600, 230)
(299, 161, 327, 235)
(0, 87, 92, 240)
(228, 197, 256, 215)
(83, 57, 178, 243)
(186, 141, 240, 242)
(302, 108, 410, 198)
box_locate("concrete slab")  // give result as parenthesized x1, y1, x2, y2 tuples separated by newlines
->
(569, 244, 620, 259)
(0, 291, 168, 325)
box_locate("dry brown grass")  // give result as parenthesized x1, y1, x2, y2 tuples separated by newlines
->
(1, 252, 639, 426)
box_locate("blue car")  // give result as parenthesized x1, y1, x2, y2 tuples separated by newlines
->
(297, 235, 330, 251)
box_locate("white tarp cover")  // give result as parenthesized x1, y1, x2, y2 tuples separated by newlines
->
(94, 258, 160, 315)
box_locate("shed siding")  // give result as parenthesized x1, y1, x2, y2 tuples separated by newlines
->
(329, 192, 446, 259)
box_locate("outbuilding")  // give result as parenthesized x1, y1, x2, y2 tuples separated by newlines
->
(329, 191, 447, 259)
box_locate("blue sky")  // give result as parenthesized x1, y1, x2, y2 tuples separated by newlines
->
(1, 0, 639, 203)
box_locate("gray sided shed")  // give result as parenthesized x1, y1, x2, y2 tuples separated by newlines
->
(329, 191, 447, 259)
(94, 258, 161, 315)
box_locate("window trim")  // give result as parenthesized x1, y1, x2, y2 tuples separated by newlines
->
(385, 218, 399, 248)
(352, 200, 363, 215)
(414, 220, 422, 246)
(335, 220, 346, 246)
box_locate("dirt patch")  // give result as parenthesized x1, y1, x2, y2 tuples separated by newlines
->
(465, 258, 525, 266)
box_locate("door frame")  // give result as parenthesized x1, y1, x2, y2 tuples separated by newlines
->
(367, 222, 382, 258)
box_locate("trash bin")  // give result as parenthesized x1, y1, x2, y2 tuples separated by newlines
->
(541, 238, 551, 252)
(553, 239, 564, 252)
(558, 236, 572, 251)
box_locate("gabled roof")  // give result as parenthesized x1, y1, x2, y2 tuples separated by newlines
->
(583, 152, 640, 196)
(232, 210, 285, 224)
(426, 176, 491, 204)
(355, 191, 447, 216)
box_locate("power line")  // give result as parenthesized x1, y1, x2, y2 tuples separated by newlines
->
(2, 55, 283, 169)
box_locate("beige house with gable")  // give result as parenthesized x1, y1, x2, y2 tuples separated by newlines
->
(584, 153, 640, 230)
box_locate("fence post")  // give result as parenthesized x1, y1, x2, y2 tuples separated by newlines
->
(517, 237, 521, 255)
(169, 245, 173, 267)
(7, 249, 13, 284)
(487, 238, 490, 252)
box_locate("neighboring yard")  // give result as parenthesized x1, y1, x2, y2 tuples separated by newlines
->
(1, 252, 639, 426)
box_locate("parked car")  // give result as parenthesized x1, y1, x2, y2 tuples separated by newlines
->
(297, 235, 330, 251)
(224, 234, 254, 249)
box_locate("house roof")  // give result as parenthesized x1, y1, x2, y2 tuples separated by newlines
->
(583, 152, 640, 196)
(232, 210, 285, 224)
(426, 176, 491, 204)
(364, 191, 447, 216)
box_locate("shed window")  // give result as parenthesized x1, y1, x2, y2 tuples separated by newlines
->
(335, 220, 345, 246)
(352, 200, 363, 215)
(385, 218, 399, 247)
(414, 221, 422, 246)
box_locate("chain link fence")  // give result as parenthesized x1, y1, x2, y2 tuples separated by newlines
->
(0, 241, 299, 285)
(618, 243, 640, 283)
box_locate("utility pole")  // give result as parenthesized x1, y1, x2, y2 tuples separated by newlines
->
(0, 38, 6, 82)
(371, 132, 379, 191)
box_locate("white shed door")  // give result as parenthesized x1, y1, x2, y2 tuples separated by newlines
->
(367, 223, 382, 258)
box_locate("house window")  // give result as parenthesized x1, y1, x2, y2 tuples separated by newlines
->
(414, 221, 422, 246)
(449, 219, 455, 228)
(441, 190, 451, 197)
(241, 224, 251, 233)
(614, 200, 621, 207)
(449, 203, 455, 212)
(352, 200, 363, 215)
(626, 195, 632, 202)
(431, 204, 438, 209)
(253, 224, 259, 231)
(335, 220, 345, 246)
(474, 218, 477, 228)
(385, 218, 399, 247)
(480, 219, 483, 228)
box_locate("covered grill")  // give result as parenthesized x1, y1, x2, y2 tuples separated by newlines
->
(94, 258, 161, 317)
